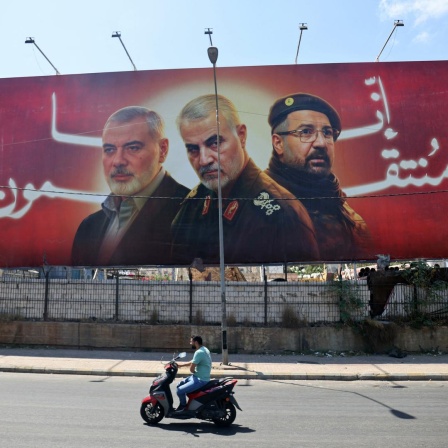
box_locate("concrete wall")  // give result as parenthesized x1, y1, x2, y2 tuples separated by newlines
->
(1, 321, 447, 353)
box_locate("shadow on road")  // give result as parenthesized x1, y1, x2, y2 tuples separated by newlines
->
(270, 379, 416, 420)
(143, 422, 255, 437)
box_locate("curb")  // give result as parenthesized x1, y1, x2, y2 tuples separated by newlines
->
(1, 366, 447, 381)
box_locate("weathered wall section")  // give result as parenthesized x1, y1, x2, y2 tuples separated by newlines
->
(1, 321, 447, 354)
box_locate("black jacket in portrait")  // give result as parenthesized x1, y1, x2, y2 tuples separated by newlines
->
(71, 172, 189, 266)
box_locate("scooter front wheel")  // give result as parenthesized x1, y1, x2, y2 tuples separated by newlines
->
(140, 401, 164, 424)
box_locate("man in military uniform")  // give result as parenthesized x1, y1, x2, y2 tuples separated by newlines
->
(265, 93, 371, 261)
(72, 106, 189, 266)
(171, 94, 319, 265)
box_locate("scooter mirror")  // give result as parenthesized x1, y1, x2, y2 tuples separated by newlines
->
(177, 352, 187, 359)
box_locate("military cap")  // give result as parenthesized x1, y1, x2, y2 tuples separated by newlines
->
(268, 93, 342, 138)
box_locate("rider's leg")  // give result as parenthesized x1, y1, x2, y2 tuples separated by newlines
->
(176, 375, 205, 407)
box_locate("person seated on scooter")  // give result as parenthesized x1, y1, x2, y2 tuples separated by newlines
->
(175, 335, 212, 412)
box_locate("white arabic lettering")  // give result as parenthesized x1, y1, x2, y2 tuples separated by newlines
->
(338, 76, 390, 141)
(345, 162, 448, 196)
(384, 128, 398, 139)
(428, 138, 439, 156)
(381, 149, 399, 159)
(0, 180, 104, 220)
(51, 93, 102, 147)
(340, 77, 444, 196)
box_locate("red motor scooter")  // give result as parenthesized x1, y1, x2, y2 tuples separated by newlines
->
(140, 352, 241, 427)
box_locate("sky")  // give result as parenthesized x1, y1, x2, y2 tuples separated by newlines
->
(0, 0, 447, 79)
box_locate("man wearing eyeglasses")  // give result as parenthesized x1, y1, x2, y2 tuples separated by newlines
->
(265, 93, 371, 261)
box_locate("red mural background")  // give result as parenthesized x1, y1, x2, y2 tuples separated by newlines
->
(0, 60, 447, 267)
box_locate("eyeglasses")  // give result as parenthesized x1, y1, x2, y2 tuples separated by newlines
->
(276, 127, 340, 143)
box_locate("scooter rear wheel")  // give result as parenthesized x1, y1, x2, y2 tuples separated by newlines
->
(140, 401, 164, 424)
(212, 402, 236, 427)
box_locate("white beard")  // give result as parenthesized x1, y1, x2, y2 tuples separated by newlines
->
(107, 176, 146, 196)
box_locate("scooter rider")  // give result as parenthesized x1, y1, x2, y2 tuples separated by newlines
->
(175, 335, 212, 412)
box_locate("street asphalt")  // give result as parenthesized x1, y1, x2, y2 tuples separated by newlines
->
(1, 347, 447, 381)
